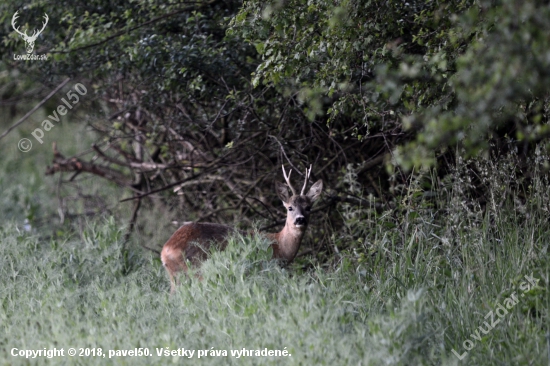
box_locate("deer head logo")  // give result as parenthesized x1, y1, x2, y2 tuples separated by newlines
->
(11, 11, 49, 54)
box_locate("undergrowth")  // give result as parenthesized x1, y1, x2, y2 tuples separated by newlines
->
(1, 148, 549, 365)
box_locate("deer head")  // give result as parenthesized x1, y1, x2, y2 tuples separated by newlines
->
(12, 11, 49, 54)
(276, 165, 323, 232)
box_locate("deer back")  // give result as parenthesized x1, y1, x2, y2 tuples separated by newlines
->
(161, 222, 235, 269)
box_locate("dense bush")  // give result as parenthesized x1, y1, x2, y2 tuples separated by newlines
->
(3, 0, 550, 249)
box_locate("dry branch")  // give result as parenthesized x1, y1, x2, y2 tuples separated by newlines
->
(46, 142, 134, 188)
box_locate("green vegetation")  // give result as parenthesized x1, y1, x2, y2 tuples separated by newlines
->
(4, 0, 550, 235)
(1, 141, 549, 364)
(1, 0, 550, 364)
(0, 210, 547, 364)
(232, 0, 550, 165)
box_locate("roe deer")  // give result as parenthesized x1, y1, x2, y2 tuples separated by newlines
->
(161, 165, 323, 293)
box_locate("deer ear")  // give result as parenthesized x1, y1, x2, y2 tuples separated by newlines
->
(306, 180, 323, 202)
(276, 181, 290, 203)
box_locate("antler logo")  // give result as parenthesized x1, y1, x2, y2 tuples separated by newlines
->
(11, 11, 49, 54)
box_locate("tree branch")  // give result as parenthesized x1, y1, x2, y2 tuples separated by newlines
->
(0, 78, 71, 141)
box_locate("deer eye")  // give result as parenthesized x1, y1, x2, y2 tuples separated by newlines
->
(305, 206, 311, 212)
(287, 206, 293, 211)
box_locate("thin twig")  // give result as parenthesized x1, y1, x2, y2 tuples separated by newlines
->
(0, 78, 71, 141)
(268, 135, 301, 174)
(123, 196, 142, 245)
(119, 174, 207, 202)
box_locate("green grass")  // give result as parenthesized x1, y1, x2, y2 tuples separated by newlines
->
(1, 111, 549, 365)
(1, 202, 548, 365)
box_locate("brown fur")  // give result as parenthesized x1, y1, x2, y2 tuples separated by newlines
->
(161, 222, 235, 292)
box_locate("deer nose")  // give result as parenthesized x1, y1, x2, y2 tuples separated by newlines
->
(295, 216, 306, 226)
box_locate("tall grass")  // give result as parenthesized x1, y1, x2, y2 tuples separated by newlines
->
(1, 112, 549, 364)
(1, 192, 548, 365)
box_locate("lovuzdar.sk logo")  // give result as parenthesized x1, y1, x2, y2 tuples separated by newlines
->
(11, 10, 49, 60)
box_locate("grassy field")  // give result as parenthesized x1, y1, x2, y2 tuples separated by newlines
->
(1, 118, 549, 365)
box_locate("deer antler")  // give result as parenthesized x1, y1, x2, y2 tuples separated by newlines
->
(28, 13, 48, 41)
(300, 165, 312, 196)
(281, 165, 297, 196)
(11, 11, 48, 41)
(30, 13, 49, 40)
(11, 11, 27, 38)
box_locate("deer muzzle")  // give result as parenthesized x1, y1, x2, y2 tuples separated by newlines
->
(294, 216, 306, 227)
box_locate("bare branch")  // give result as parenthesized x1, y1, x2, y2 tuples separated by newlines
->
(92, 144, 169, 171)
(46, 142, 136, 190)
(0, 78, 71, 141)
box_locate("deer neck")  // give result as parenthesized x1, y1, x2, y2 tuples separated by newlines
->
(269, 223, 306, 261)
